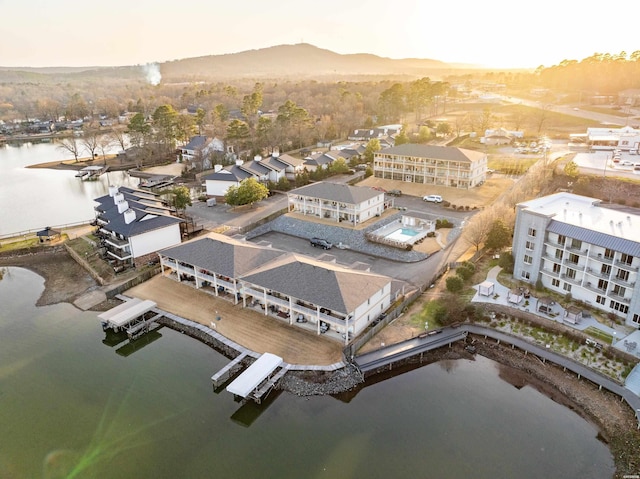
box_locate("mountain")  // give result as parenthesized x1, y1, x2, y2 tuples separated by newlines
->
(0, 44, 488, 84)
(159, 43, 473, 80)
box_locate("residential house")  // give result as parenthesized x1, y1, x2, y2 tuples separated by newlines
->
(275, 153, 306, 179)
(373, 143, 487, 189)
(287, 182, 385, 226)
(482, 128, 524, 145)
(177, 135, 224, 169)
(512, 192, 640, 328)
(94, 186, 183, 268)
(202, 163, 254, 197)
(303, 151, 337, 171)
(158, 233, 393, 344)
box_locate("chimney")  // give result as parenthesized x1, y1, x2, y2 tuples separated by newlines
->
(117, 200, 129, 214)
(108, 185, 119, 197)
(214, 164, 223, 172)
(113, 192, 124, 205)
(124, 209, 136, 224)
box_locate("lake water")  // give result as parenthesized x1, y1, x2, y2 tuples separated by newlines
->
(0, 267, 614, 478)
(0, 139, 138, 236)
(0, 138, 616, 477)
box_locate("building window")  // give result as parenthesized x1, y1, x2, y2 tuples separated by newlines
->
(601, 264, 611, 275)
(528, 227, 537, 237)
(525, 241, 535, 250)
(632, 314, 640, 326)
(563, 283, 572, 292)
(597, 279, 609, 291)
(571, 238, 582, 249)
(555, 250, 564, 260)
(616, 269, 630, 281)
(604, 248, 614, 260)
(609, 300, 629, 314)
(551, 278, 560, 287)
(524, 254, 533, 265)
(568, 253, 579, 264)
(596, 295, 606, 305)
(552, 263, 561, 273)
(612, 285, 626, 297)
(621, 253, 634, 265)
(521, 271, 530, 280)
(557, 234, 566, 245)
(566, 268, 576, 279)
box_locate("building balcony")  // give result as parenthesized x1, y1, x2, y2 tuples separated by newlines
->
(610, 275, 636, 289)
(609, 290, 631, 303)
(614, 260, 639, 272)
(106, 249, 132, 261)
(105, 236, 130, 249)
(593, 253, 614, 264)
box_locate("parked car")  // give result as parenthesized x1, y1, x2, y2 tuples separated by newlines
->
(423, 195, 443, 203)
(387, 189, 402, 197)
(310, 237, 333, 249)
(630, 149, 638, 155)
(621, 160, 634, 166)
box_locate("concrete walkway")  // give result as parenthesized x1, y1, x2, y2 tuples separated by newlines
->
(471, 266, 634, 345)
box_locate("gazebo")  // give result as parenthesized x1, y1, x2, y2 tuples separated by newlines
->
(537, 297, 555, 314)
(36, 226, 61, 243)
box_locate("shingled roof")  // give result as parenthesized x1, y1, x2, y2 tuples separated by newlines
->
(290, 182, 381, 204)
(378, 143, 485, 163)
(239, 253, 391, 314)
(160, 233, 287, 278)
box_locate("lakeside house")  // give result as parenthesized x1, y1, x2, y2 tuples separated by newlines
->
(158, 232, 393, 344)
(94, 186, 184, 268)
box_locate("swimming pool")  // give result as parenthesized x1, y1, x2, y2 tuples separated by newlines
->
(385, 227, 420, 242)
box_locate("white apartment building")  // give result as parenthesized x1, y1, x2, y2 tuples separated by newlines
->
(373, 144, 487, 189)
(513, 192, 640, 328)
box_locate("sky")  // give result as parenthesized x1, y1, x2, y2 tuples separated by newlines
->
(1, 0, 639, 69)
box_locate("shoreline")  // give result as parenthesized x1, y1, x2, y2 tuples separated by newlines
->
(1, 250, 639, 476)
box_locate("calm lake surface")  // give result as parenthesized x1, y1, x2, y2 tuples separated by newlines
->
(0, 139, 138, 236)
(0, 138, 615, 477)
(0, 268, 614, 478)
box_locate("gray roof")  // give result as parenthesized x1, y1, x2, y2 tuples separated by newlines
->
(239, 253, 391, 314)
(203, 165, 253, 182)
(160, 235, 287, 278)
(304, 152, 336, 167)
(276, 153, 305, 167)
(378, 143, 485, 163)
(101, 208, 182, 237)
(290, 182, 382, 204)
(183, 135, 208, 150)
(240, 160, 271, 176)
(547, 220, 640, 257)
(259, 156, 288, 172)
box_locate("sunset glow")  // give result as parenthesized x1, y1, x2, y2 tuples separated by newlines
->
(1, 0, 638, 69)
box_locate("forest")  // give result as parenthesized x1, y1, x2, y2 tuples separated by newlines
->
(1, 49, 639, 159)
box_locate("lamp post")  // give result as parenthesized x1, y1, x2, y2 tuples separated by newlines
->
(612, 331, 617, 345)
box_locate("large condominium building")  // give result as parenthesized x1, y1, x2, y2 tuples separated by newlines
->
(512, 192, 640, 328)
(373, 144, 487, 189)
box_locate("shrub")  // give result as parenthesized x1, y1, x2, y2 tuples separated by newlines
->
(446, 275, 464, 293)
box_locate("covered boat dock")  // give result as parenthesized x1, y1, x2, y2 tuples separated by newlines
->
(226, 352, 287, 403)
(98, 298, 161, 340)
